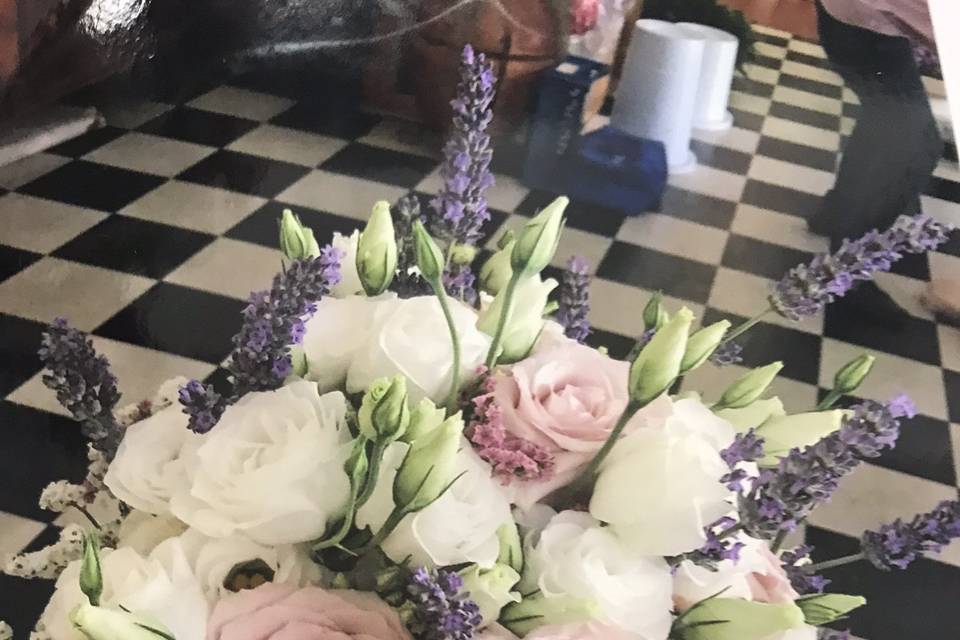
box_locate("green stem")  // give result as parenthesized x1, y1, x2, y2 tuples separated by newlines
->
(434, 285, 462, 412)
(354, 441, 385, 510)
(359, 506, 408, 555)
(580, 400, 643, 481)
(771, 529, 789, 553)
(816, 389, 844, 411)
(484, 273, 521, 369)
(804, 552, 866, 573)
(716, 522, 744, 540)
(722, 307, 773, 344)
(69, 502, 102, 530)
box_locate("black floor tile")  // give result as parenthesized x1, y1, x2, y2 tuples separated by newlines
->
(18, 161, 165, 212)
(515, 190, 626, 237)
(730, 108, 766, 132)
(756, 135, 837, 172)
(0, 244, 40, 283)
(742, 179, 822, 219)
(943, 369, 960, 423)
(751, 53, 783, 70)
(320, 143, 436, 188)
(586, 328, 635, 361)
(659, 187, 737, 229)
(785, 49, 831, 69)
(0, 549, 57, 640)
(842, 101, 862, 119)
(732, 75, 775, 98)
(876, 412, 955, 485)
(689, 140, 753, 174)
(597, 242, 716, 304)
(886, 250, 930, 280)
(226, 200, 363, 248)
(0, 314, 47, 397)
(779, 73, 844, 99)
(927, 175, 960, 204)
(95, 282, 246, 363)
(271, 99, 381, 139)
(139, 106, 258, 147)
(178, 149, 310, 198)
(768, 101, 841, 131)
(47, 126, 126, 158)
(756, 32, 789, 47)
(53, 215, 214, 279)
(722, 233, 814, 281)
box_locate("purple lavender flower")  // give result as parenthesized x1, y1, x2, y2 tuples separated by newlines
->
(709, 340, 743, 367)
(39, 318, 122, 458)
(683, 516, 746, 570)
(406, 567, 482, 640)
(428, 44, 496, 247)
(781, 545, 831, 594)
(178, 380, 226, 434)
(719, 429, 765, 492)
(818, 630, 851, 640)
(861, 500, 960, 570)
(739, 397, 911, 539)
(444, 263, 478, 306)
(229, 248, 342, 397)
(556, 256, 591, 343)
(771, 214, 953, 321)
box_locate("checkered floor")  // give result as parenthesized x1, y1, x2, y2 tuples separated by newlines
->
(1, 24, 959, 639)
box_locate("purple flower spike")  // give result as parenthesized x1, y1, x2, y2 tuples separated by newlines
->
(178, 380, 226, 434)
(781, 545, 831, 594)
(39, 318, 122, 458)
(771, 214, 954, 321)
(407, 567, 482, 640)
(428, 44, 496, 247)
(818, 630, 851, 640)
(709, 340, 743, 367)
(556, 256, 592, 343)
(682, 516, 746, 569)
(861, 500, 960, 570)
(444, 263, 478, 306)
(229, 248, 342, 397)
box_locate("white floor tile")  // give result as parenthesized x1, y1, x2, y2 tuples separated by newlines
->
(164, 237, 285, 300)
(227, 124, 349, 167)
(921, 194, 960, 228)
(753, 24, 793, 40)
(278, 170, 408, 221)
(188, 85, 294, 122)
(772, 85, 844, 116)
(589, 277, 704, 338)
(121, 180, 267, 234)
(98, 99, 172, 129)
(692, 126, 761, 155)
(874, 271, 933, 320)
(788, 39, 827, 59)
(668, 164, 746, 203)
(743, 64, 780, 86)
(934, 159, 960, 182)
(781, 60, 843, 86)
(729, 90, 772, 116)
(0, 153, 69, 189)
(754, 41, 788, 60)
(842, 87, 861, 105)
(0, 512, 46, 556)
(84, 132, 214, 177)
(0, 194, 106, 254)
(840, 116, 856, 136)
(617, 212, 729, 265)
(708, 266, 824, 335)
(748, 155, 834, 195)
(938, 324, 960, 373)
(761, 116, 841, 151)
(358, 117, 441, 159)
(731, 203, 829, 254)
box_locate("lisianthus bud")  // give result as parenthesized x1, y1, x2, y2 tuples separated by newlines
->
(79, 532, 102, 606)
(715, 362, 784, 410)
(358, 376, 410, 443)
(450, 243, 478, 266)
(479, 238, 516, 295)
(412, 220, 445, 283)
(501, 592, 602, 637)
(643, 292, 668, 331)
(833, 354, 875, 394)
(680, 320, 731, 373)
(393, 412, 464, 511)
(676, 598, 805, 640)
(279, 209, 320, 260)
(459, 563, 522, 626)
(70, 603, 172, 640)
(716, 397, 786, 432)
(755, 409, 846, 465)
(497, 229, 516, 250)
(511, 196, 568, 276)
(477, 274, 558, 363)
(402, 397, 446, 444)
(795, 593, 866, 625)
(628, 307, 694, 405)
(496, 522, 523, 572)
(345, 437, 370, 490)
(357, 201, 398, 295)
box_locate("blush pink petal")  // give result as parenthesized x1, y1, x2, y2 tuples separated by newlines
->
(746, 546, 799, 604)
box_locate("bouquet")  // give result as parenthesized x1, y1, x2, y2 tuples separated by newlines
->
(4, 45, 959, 640)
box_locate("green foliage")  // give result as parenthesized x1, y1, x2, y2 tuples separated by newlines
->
(641, 0, 757, 69)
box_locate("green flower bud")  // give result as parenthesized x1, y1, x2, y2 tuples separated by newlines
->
(795, 593, 866, 626)
(680, 320, 732, 373)
(497, 229, 516, 250)
(356, 201, 398, 295)
(358, 376, 410, 443)
(501, 592, 602, 637)
(477, 274, 558, 363)
(331, 572, 351, 589)
(676, 598, 805, 640)
(459, 563, 521, 626)
(70, 603, 172, 640)
(79, 531, 102, 607)
(715, 362, 784, 410)
(479, 238, 516, 296)
(755, 409, 846, 465)
(374, 565, 405, 594)
(345, 437, 370, 491)
(393, 412, 464, 512)
(833, 354, 875, 394)
(496, 522, 523, 573)
(716, 397, 786, 433)
(402, 398, 446, 444)
(450, 243, 477, 266)
(412, 220, 445, 283)
(629, 307, 694, 405)
(643, 292, 668, 331)
(279, 209, 320, 260)
(511, 196, 568, 276)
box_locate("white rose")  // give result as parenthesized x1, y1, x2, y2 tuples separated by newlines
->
(301, 294, 392, 392)
(104, 405, 202, 515)
(477, 275, 558, 363)
(40, 538, 208, 640)
(347, 296, 492, 404)
(357, 441, 513, 568)
(117, 510, 188, 555)
(331, 230, 363, 297)
(170, 381, 353, 545)
(590, 396, 736, 556)
(522, 510, 673, 640)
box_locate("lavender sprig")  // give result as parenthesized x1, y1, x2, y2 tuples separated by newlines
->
(556, 256, 591, 343)
(444, 263, 478, 305)
(38, 318, 122, 459)
(709, 340, 743, 366)
(771, 214, 953, 320)
(428, 44, 496, 247)
(682, 516, 746, 570)
(861, 500, 960, 570)
(739, 396, 915, 539)
(228, 248, 342, 397)
(818, 630, 851, 640)
(781, 545, 830, 594)
(178, 380, 226, 434)
(406, 567, 482, 640)
(719, 429, 765, 492)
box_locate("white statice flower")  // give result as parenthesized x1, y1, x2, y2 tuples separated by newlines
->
(39, 537, 208, 640)
(347, 295, 492, 404)
(170, 381, 353, 545)
(521, 510, 674, 640)
(155, 376, 191, 407)
(85, 445, 108, 492)
(358, 441, 513, 568)
(104, 404, 201, 515)
(38, 481, 85, 513)
(0, 621, 11, 640)
(590, 396, 737, 556)
(4, 524, 84, 579)
(331, 230, 363, 297)
(117, 510, 189, 555)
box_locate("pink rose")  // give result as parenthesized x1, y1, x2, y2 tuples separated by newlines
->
(207, 583, 411, 640)
(527, 622, 634, 640)
(492, 339, 671, 506)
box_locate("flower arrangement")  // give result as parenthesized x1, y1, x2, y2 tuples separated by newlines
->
(4, 45, 960, 640)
